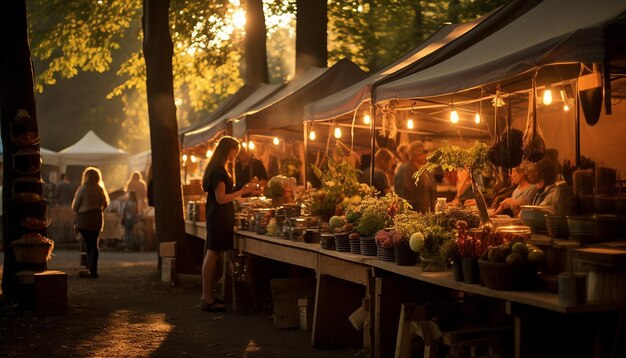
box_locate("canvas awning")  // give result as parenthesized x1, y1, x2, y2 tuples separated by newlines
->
(375, 0, 626, 103)
(59, 130, 128, 166)
(178, 84, 257, 136)
(183, 83, 282, 147)
(303, 22, 482, 122)
(233, 59, 369, 138)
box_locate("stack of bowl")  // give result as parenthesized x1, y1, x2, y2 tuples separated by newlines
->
(545, 215, 570, 238)
(520, 205, 552, 234)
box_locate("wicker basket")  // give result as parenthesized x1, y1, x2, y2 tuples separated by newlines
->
(478, 259, 537, 291)
(13, 242, 52, 264)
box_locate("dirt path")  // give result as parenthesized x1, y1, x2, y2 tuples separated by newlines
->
(0, 250, 368, 357)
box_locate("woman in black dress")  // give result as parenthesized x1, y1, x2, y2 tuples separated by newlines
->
(200, 136, 260, 311)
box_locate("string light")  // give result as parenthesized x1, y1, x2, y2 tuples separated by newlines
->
(241, 142, 247, 149)
(273, 137, 279, 145)
(190, 155, 197, 163)
(334, 127, 342, 139)
(450, 105, 459, 124)
(309, 130, 316, 141)
(474, 113, 481, 124)
(206, 149, 213, 158)
(407, 119, 414, 129)
(560, 89, 571, 112)
(182, 154, 188, 162)
(248, 141, 255, 150)
(363, 114, 371, 125)
(543, 85, 553, 105)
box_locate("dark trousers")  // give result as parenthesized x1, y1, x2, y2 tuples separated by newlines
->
(79, 229, 100, 276)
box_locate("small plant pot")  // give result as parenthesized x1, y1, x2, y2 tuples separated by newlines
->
(394, 242, 418, 266)
(451, 260, 464, 282)
(360, 237, 377, 256)
(377, 245, 395, 262)
(320, 233, 336, 250)
(334, 233, 350, 252)
(349, 238, 361, 254)
(462, 257, 480, 284)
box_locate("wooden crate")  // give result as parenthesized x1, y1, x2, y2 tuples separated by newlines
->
(34, 270, 67, 314)
(270, 278, 315, 329)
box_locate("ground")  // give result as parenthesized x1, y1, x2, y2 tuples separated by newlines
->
(0, 249, 369, 358)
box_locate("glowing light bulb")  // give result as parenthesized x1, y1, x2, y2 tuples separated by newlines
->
(334, 127, 342, 139)
(206, 149, 213, 158)
(563, 104, 570, 112)
(182, 154, 188, 162)
(190, 155, 197, 163)
(309, 130, 316, 141)
(543, 86, 553, 105)
(248, 141, 255, 150)
(474, 113, 481, 124)
(363, 114, 371, 125)
(273, 137, 279, 145)
(450, 107, 459, 124)
(241, 142, 247, 148)
(560, 89, 570, 112)
(407, 119, 414, 129)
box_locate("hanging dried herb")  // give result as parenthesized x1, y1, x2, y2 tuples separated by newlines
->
(522, 80, 546, 162)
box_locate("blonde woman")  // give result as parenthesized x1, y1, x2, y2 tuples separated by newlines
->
(72, 167, 109, 278)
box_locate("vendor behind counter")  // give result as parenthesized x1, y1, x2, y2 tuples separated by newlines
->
(235, 149, 268, 194)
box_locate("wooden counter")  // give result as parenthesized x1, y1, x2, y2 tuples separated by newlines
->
(185, 222, 625, 357)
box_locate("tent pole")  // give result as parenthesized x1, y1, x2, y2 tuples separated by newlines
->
(575, 78, 581, 167)
(303, 122, 309, 190)
(369, 105, 375, 185)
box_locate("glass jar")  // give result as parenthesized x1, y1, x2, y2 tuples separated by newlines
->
(435, 197, 447, 214)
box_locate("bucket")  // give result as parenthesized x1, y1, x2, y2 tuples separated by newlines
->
(558, 273, 586, 306)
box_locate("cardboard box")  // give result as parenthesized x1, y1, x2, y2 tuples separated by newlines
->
(159, 241, 177, 258)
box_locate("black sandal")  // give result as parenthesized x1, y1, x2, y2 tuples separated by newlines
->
(201, 299, 226, 312)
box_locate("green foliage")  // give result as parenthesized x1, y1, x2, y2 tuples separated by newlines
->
(353, 193, 407, 237)
(267, 176, 286, 197)
(414, 141, 493, 184)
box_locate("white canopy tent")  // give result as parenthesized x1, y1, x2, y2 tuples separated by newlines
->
(58, 130, 129, 175)
(59, 130, 128, 165)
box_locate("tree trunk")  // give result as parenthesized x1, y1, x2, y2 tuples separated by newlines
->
(142, 0, 190, 273)
(244, 0, 269, 86)
(0, 0, 47, 296)
(295, 0, 327, 74)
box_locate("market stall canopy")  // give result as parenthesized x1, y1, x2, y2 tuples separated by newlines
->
(178, 84, 258, 135)
(0, 137, 60, 166)
(375, 0, 626, 103)
(59, 130, 128, 166)
(233, 59, 369, 138)
(183, 82, 283, 147)
(303, 22, 482, 122)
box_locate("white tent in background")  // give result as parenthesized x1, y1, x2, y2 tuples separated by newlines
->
(58, 130, 128, 171)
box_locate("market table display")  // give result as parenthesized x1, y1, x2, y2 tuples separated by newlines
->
(182, 218, 625, 357)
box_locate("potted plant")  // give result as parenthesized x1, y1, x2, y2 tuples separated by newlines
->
(374, 230, 403, 262)
(440, 239, 462, 281)
(455, 220, 483, 284)
(414, 141, 493, 224)
(408, 221, 455, 272)
(297, 153, 371, 221)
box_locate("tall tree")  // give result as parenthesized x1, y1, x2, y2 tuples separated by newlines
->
(0, 0, 47, 296)
(295, 0, 327, 74)
(244, 0, 269, 85)
(142, 0, 189, 272)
